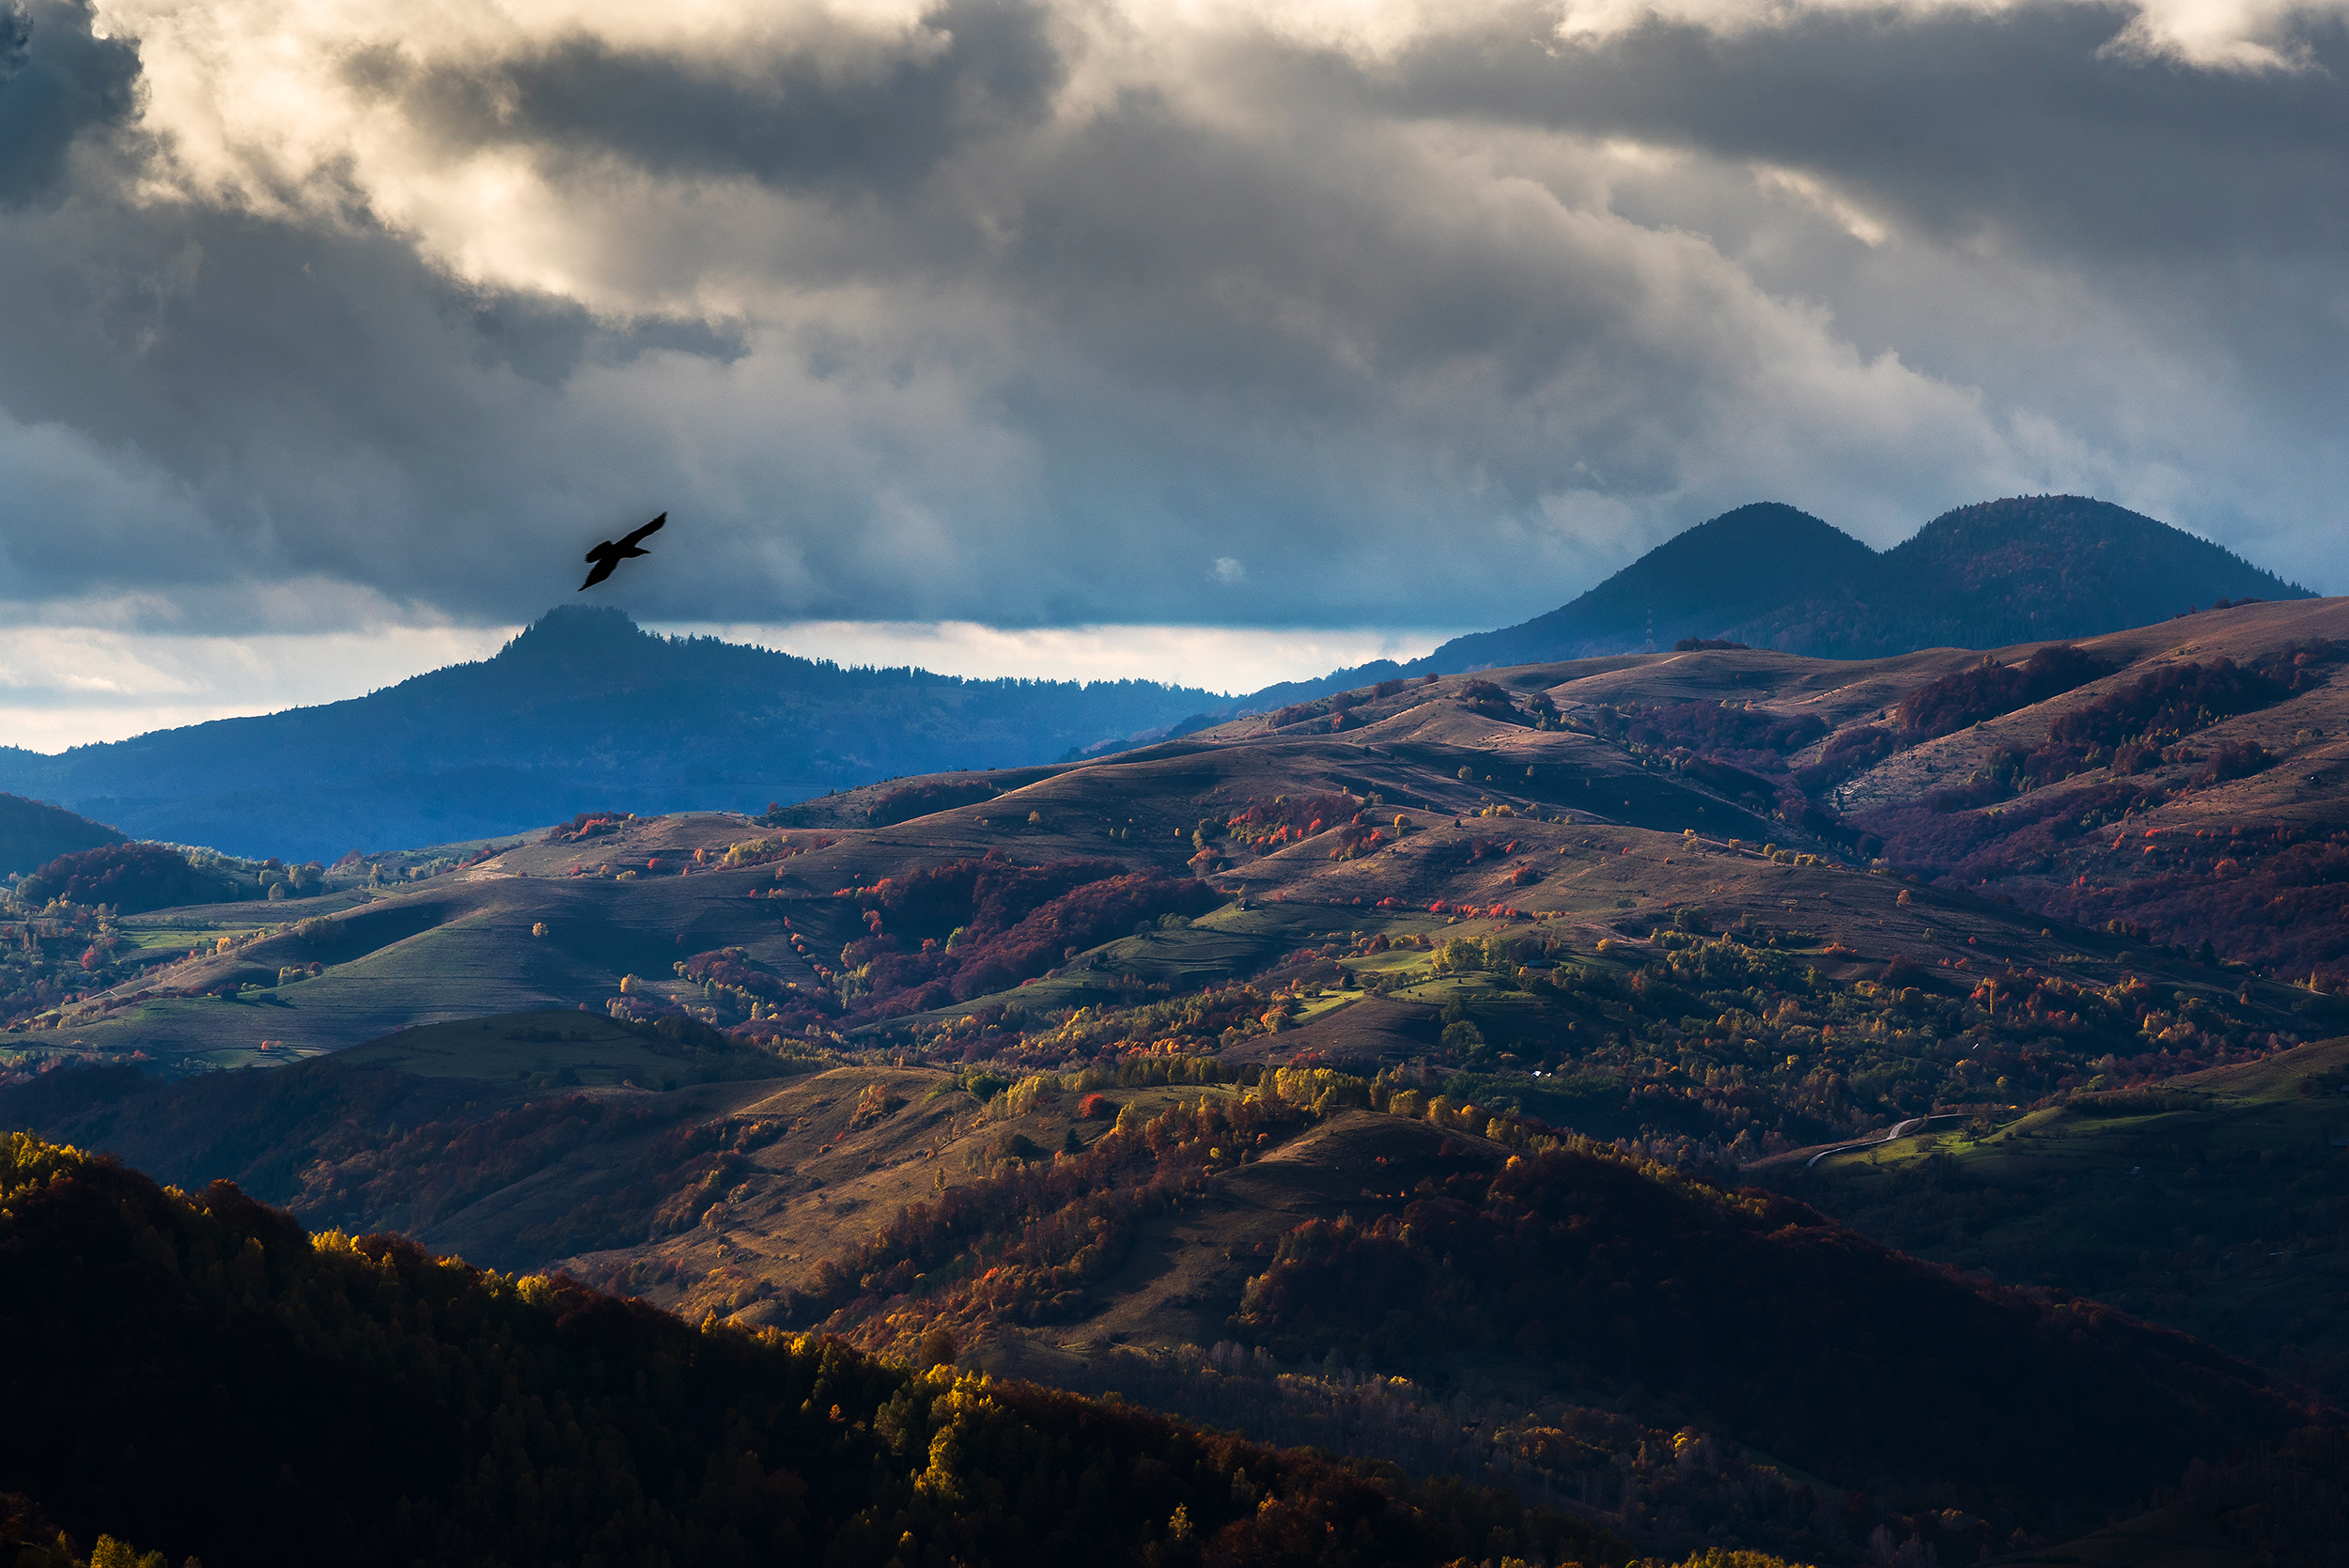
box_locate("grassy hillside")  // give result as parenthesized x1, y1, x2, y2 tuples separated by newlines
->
(1827, 597, 2349, 985)
(8, 628, 2341, 1268)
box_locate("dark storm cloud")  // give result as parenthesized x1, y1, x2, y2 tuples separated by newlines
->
(1337, 2, 2349, 555)
(392, 0, 1065, 197)
(0, 0, 137, 203)
(0, 0, 2343, 643)
(1381, 5, 2349, 262)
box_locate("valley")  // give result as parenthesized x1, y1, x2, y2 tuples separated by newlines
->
(10, 589, 2349, 1562)
(0, 0, 2334, 1528)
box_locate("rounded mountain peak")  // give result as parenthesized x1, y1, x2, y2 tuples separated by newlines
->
(1647, 501, 1867, 561)
(498, 605, 652, 666)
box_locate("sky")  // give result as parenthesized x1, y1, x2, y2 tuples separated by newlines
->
(2, 0, 2346, 746)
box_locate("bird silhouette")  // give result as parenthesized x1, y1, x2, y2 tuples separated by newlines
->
(579, 513, 666, 591)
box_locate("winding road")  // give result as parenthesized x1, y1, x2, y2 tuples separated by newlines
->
(1802, 1114, 1946, 1169)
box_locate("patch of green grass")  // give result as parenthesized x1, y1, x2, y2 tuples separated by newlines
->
(119, 928, 237, 950)
(1289, 990, 1361, 1023)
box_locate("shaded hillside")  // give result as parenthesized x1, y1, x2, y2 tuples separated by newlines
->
(1772, 1035, 2349, 1401)
(1225, 1137, 2302, 1533)
(0, 792, 121, 877)
(2015, 1424, 2349, 1568)
(0, 607, 1223, 861)
(1732, 496, 2311, 659)
(0, 1135, 1628, 1568)
(10, 1041, 2312, 1562)
(1430, 503, 1875, 669)
(1249, 495, 2310, 704)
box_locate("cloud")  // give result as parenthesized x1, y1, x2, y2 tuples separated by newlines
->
(0, 621, 512, 748)
(0, 613, 1462, 752)
(0, 0, 2338, 665)
(647, 618, 1462, 696)
(1548, 0, 2348, 70)
(0, 0, 137, 202)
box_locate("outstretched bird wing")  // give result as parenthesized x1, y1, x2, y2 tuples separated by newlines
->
(580, 552, 619, 592)
(620, 512, 667, 550)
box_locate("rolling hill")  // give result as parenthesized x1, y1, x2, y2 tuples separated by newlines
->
(11, 593, 2349, 1560)
(1769, 1031, 2349, 1394)
(0, 1134, 1631, 1568)
(0, 495, 2308, 866)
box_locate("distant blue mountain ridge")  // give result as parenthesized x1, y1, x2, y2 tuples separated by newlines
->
(0, 609, 1225, 862)
(1227, 494, 2314, 711)
(0, 493, 2312, 861)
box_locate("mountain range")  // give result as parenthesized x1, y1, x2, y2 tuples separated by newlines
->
(0, 610, 1221, 861)
(0, 493, 2315, 861)
(1257, 495, 2311, 704)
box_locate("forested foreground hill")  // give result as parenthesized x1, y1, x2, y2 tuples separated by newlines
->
(0, 1134, 1644, 1568)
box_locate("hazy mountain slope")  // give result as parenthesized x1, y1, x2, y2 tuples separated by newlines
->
(0, 497, 2301, 862)
(1731, 495, 2311, 659)
(0, 607, 1223, 860)
(0, 792, 123, 876)
(1424, 502, 1874, 669)
(1243, 494, 2311, 705)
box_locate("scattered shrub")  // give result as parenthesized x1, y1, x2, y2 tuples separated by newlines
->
(2195, 741, 2272, 787)
(1454, 679, 1517, 716)
(541, 812, 629, 844)
(867, 779, 1001, 827)
(1897, 644, 2116, 742)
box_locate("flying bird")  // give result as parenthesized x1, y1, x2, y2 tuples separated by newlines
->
(579, 513, 666, 591)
